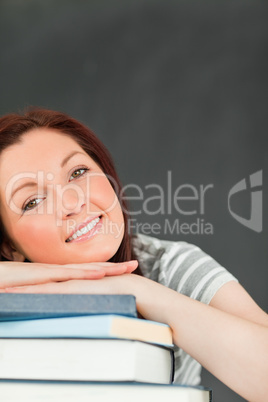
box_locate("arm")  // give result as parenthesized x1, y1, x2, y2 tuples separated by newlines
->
(135, 277, 268, 402)
(8, 274, 268, 402)
(162, 281, 268, 402)
(129, 277, 268, 402)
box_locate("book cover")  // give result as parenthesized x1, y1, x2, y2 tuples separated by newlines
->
(0, 314, 173, 347)
(0, 294, 137, 321)
(0, 339, 174, 384)
(0, 380, 212, 402)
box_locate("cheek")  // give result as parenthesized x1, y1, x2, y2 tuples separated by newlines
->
(90, 177, 122, 217)
(12, 218, 59, 261)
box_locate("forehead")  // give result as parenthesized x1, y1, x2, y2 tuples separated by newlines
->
(0, 128, 87, 177)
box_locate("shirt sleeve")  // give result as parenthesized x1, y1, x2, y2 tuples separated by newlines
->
(158, 241, 238, 305)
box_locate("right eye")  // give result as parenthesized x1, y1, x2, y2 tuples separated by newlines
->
(22, 197, 44, 212)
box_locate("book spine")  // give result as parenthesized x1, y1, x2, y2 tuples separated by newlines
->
(0, 294, 137, 321)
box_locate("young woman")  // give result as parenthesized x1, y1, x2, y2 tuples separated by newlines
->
(0, 108, 267, 401)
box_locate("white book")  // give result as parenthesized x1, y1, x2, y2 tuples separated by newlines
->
(0, 338, 173, 384)
(0, 381, 212, 402)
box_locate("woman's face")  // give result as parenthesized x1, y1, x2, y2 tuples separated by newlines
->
(0, 128, 125, 264)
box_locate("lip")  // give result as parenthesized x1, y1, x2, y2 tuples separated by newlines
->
(65, 215, 102, 243)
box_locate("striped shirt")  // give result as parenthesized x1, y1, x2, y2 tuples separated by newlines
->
(132, 233, 238, 385)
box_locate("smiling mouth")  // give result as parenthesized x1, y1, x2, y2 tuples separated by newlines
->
(65, 216, 101, 242)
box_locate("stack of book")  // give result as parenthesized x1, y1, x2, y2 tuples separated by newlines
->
(0, 293, 212, 401)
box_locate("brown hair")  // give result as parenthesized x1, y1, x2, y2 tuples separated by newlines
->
(0, 108, 140, 271)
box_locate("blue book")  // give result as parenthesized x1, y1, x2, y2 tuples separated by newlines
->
(0, 314, 173, 347)
(0, 294, 137, 321)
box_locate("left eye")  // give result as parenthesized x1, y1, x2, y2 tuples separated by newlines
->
(70, 168, 88, 181)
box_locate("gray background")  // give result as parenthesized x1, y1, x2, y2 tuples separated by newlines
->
(0, 1, 267, 401)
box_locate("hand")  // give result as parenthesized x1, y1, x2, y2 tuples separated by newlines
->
(0, 260, 138, 291)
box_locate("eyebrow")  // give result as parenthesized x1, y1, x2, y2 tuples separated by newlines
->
(60, 151, 86, 168)
(10, 182, 38, 201)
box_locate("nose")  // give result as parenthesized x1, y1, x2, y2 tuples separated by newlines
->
(56, 183, 85, 219)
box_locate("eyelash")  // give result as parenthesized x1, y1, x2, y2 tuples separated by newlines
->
(22, 167, 89, 213)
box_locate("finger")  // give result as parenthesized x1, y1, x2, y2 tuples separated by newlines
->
(99, 260, 138, 274)
(103, 265, 128, 276)
(4, 280, 79, 293)
(103, 265, 135, 276)
(62, 260, 138, 271)
(57, 268, 107, 280)
(0, 263, 106, 288)
(4, 284, 52, 293)
(38, 266, 106, 282)
(101, 261, 138, 276)
(51, 266, 121, 280)
(125, 260, 139, 273)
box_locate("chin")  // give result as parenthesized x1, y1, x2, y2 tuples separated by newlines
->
(90, 246, 120, 263)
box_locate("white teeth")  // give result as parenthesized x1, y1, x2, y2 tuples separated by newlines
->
(66, 217, 100, 242)
(87, 220, 95, 231)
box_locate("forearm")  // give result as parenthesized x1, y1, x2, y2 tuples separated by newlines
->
(133, 278, 268, 402)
